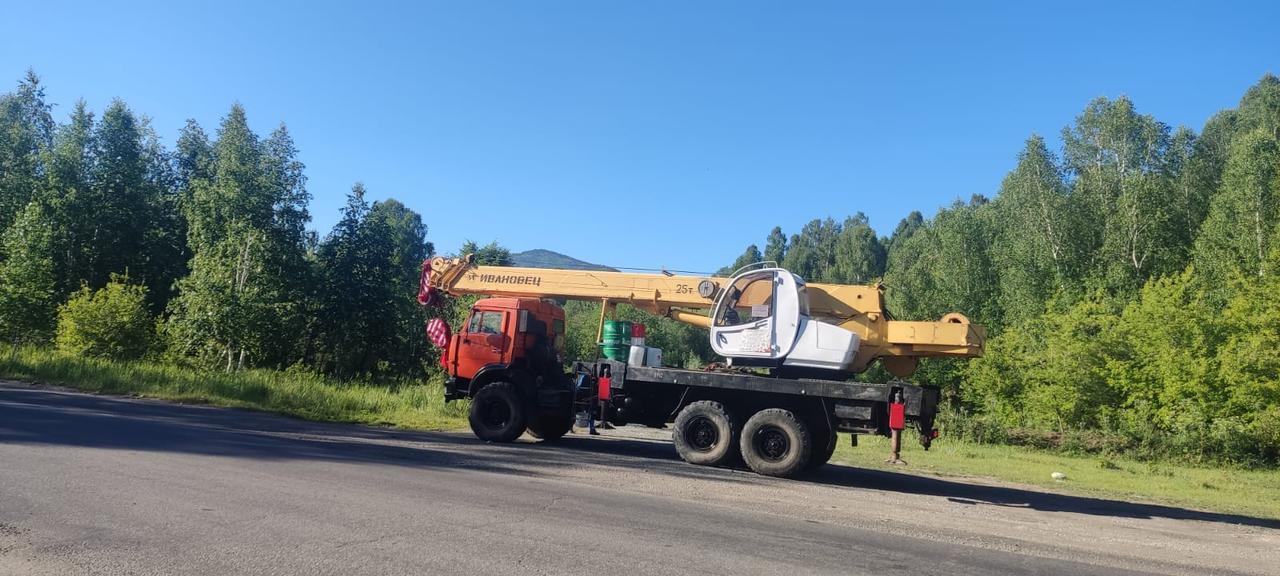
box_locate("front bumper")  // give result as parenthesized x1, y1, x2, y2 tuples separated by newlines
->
(443, 377, 469, 402)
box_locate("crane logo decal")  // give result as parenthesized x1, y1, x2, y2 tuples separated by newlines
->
(474, 273, 543, 287)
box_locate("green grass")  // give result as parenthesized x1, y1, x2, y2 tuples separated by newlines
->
(0, 346, 468, 430)
(832, 433, 1280, 520)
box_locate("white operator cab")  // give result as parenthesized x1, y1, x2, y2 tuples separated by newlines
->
(709, 267, 860, 372)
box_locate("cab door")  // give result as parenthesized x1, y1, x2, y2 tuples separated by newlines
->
(708, 269, 800, 359)
(455, 308, 509, 379)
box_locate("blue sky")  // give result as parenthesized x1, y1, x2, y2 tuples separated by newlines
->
(3, 1, 1277, 272)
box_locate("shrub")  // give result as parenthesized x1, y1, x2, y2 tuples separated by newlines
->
(1249, 407, 1280, 464)
(55, 276, 154, 360)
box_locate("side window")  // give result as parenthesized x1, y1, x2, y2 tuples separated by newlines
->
(467, 311, 483, 333)
(716, 273, 775, 327)
(551, 318, 566, 351)
(479, 311, 504, 334)
(748, 280, 775, 319)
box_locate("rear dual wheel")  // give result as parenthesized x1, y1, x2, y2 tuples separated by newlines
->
(740, 408, 812, 478)
(807, 426, 838, 471)
(526, 410, 574, 441)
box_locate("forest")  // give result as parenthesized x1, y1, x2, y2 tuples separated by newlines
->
(1, 71, 1277, 465)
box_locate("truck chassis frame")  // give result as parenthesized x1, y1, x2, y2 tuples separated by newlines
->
(448, 358, 939, 478)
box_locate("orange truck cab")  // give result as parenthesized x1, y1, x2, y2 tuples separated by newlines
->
(445, 297, 566, 384)
(442, 297, 578, 441)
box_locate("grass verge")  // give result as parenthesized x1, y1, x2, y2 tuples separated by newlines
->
(0, 346, 468, 430)
(833, 433, 1280, 521)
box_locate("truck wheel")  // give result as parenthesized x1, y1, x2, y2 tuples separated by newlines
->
(807, 427, 838, 470)
(740, 408, 811, 477)
(469, 382, 527, 442)
(526, 410, 574, 441)
(672, 401, 739, 466)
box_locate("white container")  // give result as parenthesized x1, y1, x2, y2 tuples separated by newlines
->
(645, 346, 663, 367)
(628, 344, 647, 365)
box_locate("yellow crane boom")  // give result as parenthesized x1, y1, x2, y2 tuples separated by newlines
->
(425, 255, 984, 376)
(427, 255, 713, 322)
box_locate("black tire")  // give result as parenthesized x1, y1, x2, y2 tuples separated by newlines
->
(740, 408, 812, 477)
(807, 426, 838, 470)
(468, 382, 526, 442)
(526, 409, 574, 441)
(672, 400, 739, 466)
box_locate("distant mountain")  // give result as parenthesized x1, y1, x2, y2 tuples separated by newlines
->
(510, 249, 616, 272)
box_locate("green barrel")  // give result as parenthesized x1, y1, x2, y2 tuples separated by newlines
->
(601, 320, 633, 363)
(601, 344, 631, 362)
(602, 320, 633, 345)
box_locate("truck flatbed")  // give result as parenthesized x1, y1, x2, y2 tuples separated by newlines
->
(590, 360, 939, 440)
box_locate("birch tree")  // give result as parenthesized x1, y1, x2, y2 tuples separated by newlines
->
(1062, 96, 1177, 292)
(1193, 129, 1280, 289)
(991, 136, 1082, 322)
(165, 105, 310, 369)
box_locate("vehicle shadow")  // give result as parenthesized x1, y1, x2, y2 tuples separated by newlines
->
(801, 459, 1280, 530)
(513, 425, 1280, 530)
(0, 383, 750, 486)
(4, 382, 1277, 530)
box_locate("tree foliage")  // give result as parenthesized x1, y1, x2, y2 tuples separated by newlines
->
(831, 213, 886, 284)
(0, 71, 53, 235)
(1193, 129, 1280, 290)
(459, 240, 512, 266)
(0, 200, 57, 343)
(762, 226, 787, 264)
(717, 244, 761, 276)
(990, 136, 1081, 324)
(164, 105, 312, 370)
(313, 185, 431, 376)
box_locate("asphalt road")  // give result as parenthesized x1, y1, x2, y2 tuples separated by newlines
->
(2, 383, 1276, 576)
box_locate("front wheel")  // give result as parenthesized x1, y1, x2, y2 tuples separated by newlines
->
(469, 382, 526, 442)
(740, 408, 812, 477)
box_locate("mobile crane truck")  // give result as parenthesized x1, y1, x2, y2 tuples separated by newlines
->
(420, 255, 985, 477)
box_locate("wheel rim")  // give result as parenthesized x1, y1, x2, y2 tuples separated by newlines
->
(754, 426, 790, 462)
(685, 416, 719, 452)
(480, 398, 511, 429)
